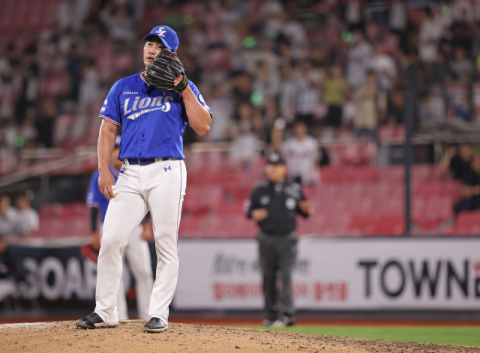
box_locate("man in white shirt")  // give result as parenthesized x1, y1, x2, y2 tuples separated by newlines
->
(369, 44, 396, 91)
(14, 194, 39, 236)
(419, 9, 442, 63)
(282, 121, 319, 186)
(0, 196, 17, 236)
(347, 30, 372, 89)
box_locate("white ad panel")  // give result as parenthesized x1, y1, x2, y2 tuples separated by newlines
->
(174, 238, 480, 310)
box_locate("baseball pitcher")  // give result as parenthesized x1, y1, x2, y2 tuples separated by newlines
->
(76, 25, 211, 333)
(83, 136, 153, 321)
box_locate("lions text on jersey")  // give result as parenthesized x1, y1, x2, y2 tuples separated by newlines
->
(99, 73, 211, 160)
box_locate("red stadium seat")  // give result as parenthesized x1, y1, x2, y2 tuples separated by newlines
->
(346, 213, 377, 235)
(445, 210, 480, 235)
(319, 167, 344, 184)
(178, 213, 198, 238)
(378, 166, 404, 183)
(369, 213, 405, 236)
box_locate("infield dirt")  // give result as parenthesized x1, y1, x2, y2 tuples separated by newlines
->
(1, 320, 479, 353)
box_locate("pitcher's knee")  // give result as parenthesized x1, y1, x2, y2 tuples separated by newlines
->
(101, 235, 124, 252)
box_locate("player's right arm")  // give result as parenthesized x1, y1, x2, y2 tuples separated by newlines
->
(98, 80, 122, 200)
(98, 120, 118, 200)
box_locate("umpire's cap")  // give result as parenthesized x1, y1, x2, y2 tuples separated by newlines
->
(144, 26, 180, 52)
(266, 153, 285, 165)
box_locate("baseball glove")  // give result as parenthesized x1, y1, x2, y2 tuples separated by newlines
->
(144, 48, 189, 94)
(81, 243, 100, 264)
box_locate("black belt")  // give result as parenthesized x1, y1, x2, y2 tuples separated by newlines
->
(125, 158, 177, 166)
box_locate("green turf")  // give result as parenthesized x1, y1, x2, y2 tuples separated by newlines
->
(250, 326, 480, 347)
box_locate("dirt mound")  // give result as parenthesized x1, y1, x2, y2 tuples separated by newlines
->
(0, 320, 479, 353)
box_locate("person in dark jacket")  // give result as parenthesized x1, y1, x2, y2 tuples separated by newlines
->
(246, 153, 312, 327)
(454, 155, 480, 214)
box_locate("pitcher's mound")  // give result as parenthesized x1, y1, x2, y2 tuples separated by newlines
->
(0, 320, 478, 353)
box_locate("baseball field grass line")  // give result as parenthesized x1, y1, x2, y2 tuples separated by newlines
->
(250, 326, 480, 347)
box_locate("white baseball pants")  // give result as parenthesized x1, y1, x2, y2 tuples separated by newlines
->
(95, 160, 186, 326)
(115, 224, 153, 321)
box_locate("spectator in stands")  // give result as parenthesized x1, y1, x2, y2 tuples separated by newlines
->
(262, 98, 281, 144)
(424, 52, 448, 86)
(386, 90, 405, 125)
(66, 44, 84, 101)
(36, 97, 56, 148)
(444, 73, 470, 121)
(278, 11, 307, 59)
(311, 45, 331, 68)
(19, 108, 39, 151)
(253, 61, 279, 103)
(454, 155, 480, 214)
(219, 0, 242, 25)
(282, 121, 319, 185)
(102, 4, 135, 45)
(346, 29, 372, 89)
(396, 49, 417, 90)
(418, 90, 445, 126)
(276, 41, 295, 68)
(450, 47, 473, 81)
(13, 193, 39, 236)
(278, 65, 296, 122)
(0, 120, 16, 149)
(440, 143, 459, 173)
(16, 46, 40, 124)
(57, 0, 89, 31)
(186, 22, 208, 59)
(389, 0, 408, 52)
(79, 58, 100, 108)
(353, 70, 378, 140)
(232, 72, 254, 107)
(345, 0, 363, 31)
(259, 0, 283, 20)
(449, 8, 473, 54)
(295, 60, 320, 128)
(0, 42, 15, 77)
(0, 235, 24, 287)
(448, 143, 474, 181)
(0, 196, 17, 236)
(370, 43, 396, 91)
(418, 9, 442, 64)
(230, 104, 261, 169)
(323, 65, 347, 128)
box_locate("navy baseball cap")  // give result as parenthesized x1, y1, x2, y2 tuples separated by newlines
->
(144, 26, 180, 52)
(266, 153, 285, 165)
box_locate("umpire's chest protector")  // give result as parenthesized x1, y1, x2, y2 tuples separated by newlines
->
(99, 73, 211, 160)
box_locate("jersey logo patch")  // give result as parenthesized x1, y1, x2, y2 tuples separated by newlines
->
(124, 96, 173, 120)
(156, 27, 167, 37)
(285, 198, 296, 210)
(260, 195, 270, 205)
(164, 166, 171, 172)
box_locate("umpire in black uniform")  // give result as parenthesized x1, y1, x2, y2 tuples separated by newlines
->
(246, 153, 312, 327)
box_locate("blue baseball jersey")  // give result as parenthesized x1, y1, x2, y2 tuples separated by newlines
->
(99, 73, 211, 160)
(86, 165, 119, 223)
